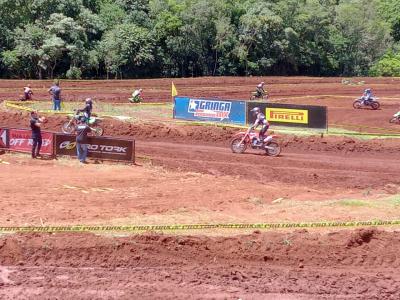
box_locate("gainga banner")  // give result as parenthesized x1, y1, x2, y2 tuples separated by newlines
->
(55, 134, 135, 162)
(0, 128, 8, 148)
(8, 128, 54, 155)
(247, 102, 327, 129)
(174, 96, 246, 125)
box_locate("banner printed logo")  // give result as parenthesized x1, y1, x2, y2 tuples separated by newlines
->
(188, 99, 231, 120)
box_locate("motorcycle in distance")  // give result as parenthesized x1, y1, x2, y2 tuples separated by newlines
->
(250, 90, 268, 101)
(353, 97, 380, 110)
(230, 127, 281, 157)
(61, 111, 104, 136)
(389, 111, 400, 124)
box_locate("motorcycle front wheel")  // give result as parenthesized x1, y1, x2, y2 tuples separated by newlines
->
(91, 126, 104, 136)
(265, 141, 281, 157)
(353, 100, 362, 109)
(230, 137, 247, 154)
(389, 117, 400, 124)
(62, 121, 75, 134)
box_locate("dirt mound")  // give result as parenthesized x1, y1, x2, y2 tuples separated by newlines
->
(0, 229, 400, 298)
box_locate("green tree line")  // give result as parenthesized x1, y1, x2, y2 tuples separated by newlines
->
(0, 0, 399, 79)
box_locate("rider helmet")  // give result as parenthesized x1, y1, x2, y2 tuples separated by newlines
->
(251, 107, 261, 116)
(85, 98, 93, 105)
(365, 88, 371, 93)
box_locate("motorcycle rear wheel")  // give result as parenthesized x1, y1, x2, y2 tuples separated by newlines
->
(371, 102, 380, 110)
(265, 141, 281, 157)
(230, 137, 247, 154)
(62, 121, 75, 134)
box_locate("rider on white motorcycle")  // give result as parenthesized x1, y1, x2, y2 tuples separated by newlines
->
(361, 88, 374, 105)
(250, 107, 270, 146)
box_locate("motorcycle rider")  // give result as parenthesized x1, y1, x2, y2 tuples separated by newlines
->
(361, 88, 374, 105)
(23, 84, 33, 101)
(77, 98, 93, 123)
(250, 107, 270, 146)
(255, 82, 266, 99)
(129, 88, 143, 103)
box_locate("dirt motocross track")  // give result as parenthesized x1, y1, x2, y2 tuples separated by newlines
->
(1, 229, 400, 299)
(2, 76, 400, 132)
(1, 77, 400, 298)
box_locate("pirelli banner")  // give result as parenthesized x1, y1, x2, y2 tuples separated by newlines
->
(247, 102, 327, 129)
(55, 134, 135, 163)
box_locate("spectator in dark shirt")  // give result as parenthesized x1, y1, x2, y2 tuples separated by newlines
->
(48, 81, 62, 111)
(75, 118, 92, 164)
(30, 111, 45, 159)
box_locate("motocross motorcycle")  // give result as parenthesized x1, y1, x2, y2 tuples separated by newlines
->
(389, 111, 400, 124)
(61, 111, 104, 136)
(353, 97, 380, 110)
(250, 90, 268, 101)
(230, 127, 281, 157)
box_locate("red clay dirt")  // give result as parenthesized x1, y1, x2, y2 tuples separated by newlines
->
(1, 77, 400, 132)
(1, 77, 400, 298)
(1, 111, 400, 192)
(1, 229, 400, 299)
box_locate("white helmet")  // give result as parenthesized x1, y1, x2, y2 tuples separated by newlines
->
(251, 107, 260, 116)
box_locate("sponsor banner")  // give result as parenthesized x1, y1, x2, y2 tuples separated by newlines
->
(247, 102, 327, 129)
(8, 129, 54, 155)
(55, 134, 135, 162)
(0, 128, 8, 148)
(174, 96, 246, 125)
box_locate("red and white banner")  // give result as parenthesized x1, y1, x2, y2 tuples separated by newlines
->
(9, 129, 54, 155)
(0, 128, 8, 148)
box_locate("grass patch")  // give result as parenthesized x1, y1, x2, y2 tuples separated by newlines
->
(247, 197, 264, 206)
(337, 199, 371, 207)
(389, 195, 400, 207)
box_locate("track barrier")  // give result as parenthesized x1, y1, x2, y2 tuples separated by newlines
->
(0, 126, 135, 163)
(0, 220, 399, 233)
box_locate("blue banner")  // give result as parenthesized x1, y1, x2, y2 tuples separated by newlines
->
(174, 97, 246, 125)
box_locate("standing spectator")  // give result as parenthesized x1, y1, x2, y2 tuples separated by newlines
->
(30, 111, 45, 159)
(48, 81, 62, 111)
(75, 118, 92, 164)
(22, 84, 33, 101)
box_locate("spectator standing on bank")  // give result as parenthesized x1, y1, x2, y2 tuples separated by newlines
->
(30, 111, 45, 159)
(48, 81, 62, 111)
(75, 118, 92, 164)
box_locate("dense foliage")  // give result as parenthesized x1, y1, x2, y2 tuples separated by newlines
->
(0, 0, 399, 79)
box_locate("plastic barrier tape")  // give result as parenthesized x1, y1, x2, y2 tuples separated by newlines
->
(0, 220, 399, 232)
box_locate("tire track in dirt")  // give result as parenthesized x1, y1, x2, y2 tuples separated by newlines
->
(1, 230, 400, 299)
(136, 141, 400, 189)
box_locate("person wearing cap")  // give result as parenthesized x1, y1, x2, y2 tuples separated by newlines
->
(30, 111, 46, 159)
